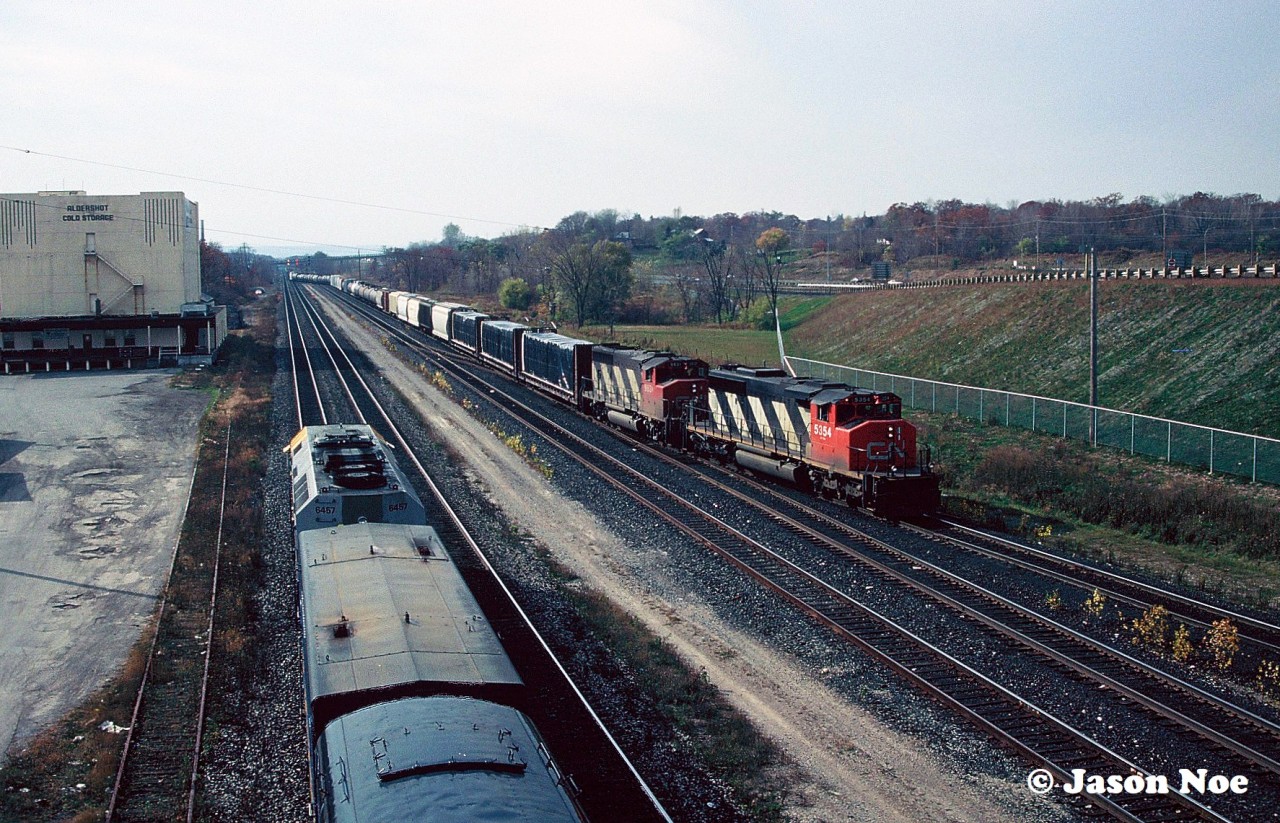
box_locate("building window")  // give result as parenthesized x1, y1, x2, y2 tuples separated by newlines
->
(31, 333, 44, 350)
(2, 332, 13, 350)
(104, 331, 117, 347)
(123, 330, 136, 346)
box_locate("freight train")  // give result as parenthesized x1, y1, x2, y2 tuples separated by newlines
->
(290, 273, 939, 519)
(288, 423, 586, 822)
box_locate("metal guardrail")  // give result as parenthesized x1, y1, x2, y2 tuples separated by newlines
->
(782, 264, 1279, 292)
(788, 357, 1279, 485)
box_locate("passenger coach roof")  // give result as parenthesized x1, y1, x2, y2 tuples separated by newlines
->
(316, 697, 583, 822)
(300, 523, 521, 706)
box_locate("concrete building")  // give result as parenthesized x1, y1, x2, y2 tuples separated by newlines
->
(0, 191, 227, 372)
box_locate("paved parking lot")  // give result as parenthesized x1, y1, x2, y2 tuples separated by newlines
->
(0, 370, 206, 754)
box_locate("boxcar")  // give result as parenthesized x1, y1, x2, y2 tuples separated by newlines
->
(450, 309, 489, 355)
(520, 332, 593, 405)
(479, 320, 527, 375)
(429, 302, 469, 342)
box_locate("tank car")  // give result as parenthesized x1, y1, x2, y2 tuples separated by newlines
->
(689, 366, 939, 518)
(288, 424, 426, 531)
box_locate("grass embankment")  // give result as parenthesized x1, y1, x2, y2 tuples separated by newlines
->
(925, 414, 1280, 605)
(587, 297, 832, 368)
(786, 280, 1280, 438)
(0, 298, 276, 823)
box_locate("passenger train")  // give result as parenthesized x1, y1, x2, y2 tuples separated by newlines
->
(291, 273, 940, 519)
(288, 423, 586, 822)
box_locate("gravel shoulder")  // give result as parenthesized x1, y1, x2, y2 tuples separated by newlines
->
(317, 297, 1069, 823)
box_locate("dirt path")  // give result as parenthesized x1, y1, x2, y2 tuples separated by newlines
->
(317, 296, 1062, 822)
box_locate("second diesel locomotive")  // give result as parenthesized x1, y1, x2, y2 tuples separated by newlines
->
(292, 273, 939, 518)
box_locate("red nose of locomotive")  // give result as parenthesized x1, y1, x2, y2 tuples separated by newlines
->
(846, 418, 918, 473)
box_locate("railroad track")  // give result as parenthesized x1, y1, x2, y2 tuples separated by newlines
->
(285, 282, 671, 822)
(106, 422, 232, 823)
(307, 281, 1280, 821)
(916, 518, 1280, 660)
(284, 284, 327, 428)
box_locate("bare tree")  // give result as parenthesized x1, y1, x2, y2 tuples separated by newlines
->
(671, 265, 703, 323)
(544, 235, 634, 327)
(700, 236, 736, 323)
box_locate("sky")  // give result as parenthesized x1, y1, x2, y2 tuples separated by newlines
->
(2, 1, 1277, 254)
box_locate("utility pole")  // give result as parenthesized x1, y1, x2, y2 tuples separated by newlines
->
(1089, 248, 1099, 444)
(826, 216, 831, 282)
(1161, 208, 1167, 264)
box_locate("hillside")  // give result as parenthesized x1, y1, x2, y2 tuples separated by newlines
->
(782, 280, 1279, 439)
(608, 280, 1278, 438)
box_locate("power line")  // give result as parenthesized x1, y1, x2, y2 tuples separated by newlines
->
(0, 144, 539, 232)
(4, 145, 1276, 248)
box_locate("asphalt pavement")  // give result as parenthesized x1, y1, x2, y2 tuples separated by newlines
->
(0, 370, 205, 755)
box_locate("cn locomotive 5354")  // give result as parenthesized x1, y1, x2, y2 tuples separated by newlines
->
(292, 273, 939, 518)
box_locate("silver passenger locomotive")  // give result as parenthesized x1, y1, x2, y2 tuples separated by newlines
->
(289, 424, 585, 822)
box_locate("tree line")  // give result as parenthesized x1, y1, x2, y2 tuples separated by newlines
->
(288, 191, 1280, 328)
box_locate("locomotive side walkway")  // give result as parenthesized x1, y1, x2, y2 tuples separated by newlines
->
(0, 371, 205, 756)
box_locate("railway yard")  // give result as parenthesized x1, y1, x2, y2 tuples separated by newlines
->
(3, 280, 1278, 822)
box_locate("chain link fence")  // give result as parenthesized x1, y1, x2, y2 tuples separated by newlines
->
(788, 357, 1279, 485)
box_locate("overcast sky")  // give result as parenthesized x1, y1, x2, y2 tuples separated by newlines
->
(3, 2, 1277, 253)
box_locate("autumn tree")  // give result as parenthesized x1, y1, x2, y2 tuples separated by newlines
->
(754, 227, 790, 324)
(461, 238, 505, 293)
(441, 222, 464, 248)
